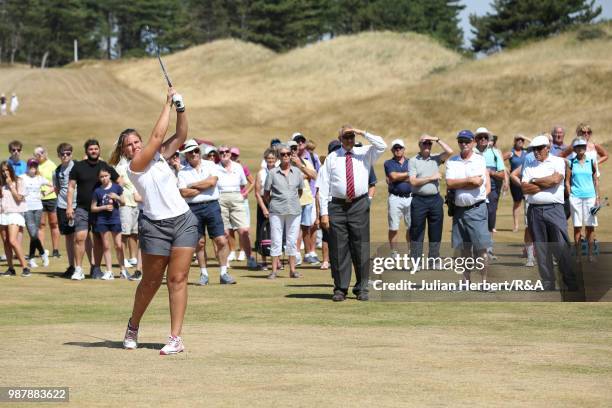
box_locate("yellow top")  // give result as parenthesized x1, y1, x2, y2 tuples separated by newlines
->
(38, 159, 57, 200)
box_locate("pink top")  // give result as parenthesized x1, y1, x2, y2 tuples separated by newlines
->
(240, 164, 251, 195)
(1, 181, 27, 213)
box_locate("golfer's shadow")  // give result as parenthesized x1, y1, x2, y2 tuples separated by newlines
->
(64, 340, 163, 350)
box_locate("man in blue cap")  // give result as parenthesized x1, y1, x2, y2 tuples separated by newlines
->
(445, 130, 491, 282)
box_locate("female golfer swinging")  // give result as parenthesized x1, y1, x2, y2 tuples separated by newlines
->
(116, 87, 198, 355)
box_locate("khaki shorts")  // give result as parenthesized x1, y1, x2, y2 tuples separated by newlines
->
(219, 192, 249, 230)
(120, 206, 139, 235)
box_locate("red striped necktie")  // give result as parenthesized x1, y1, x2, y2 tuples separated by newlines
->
(345, 151, 355, 200)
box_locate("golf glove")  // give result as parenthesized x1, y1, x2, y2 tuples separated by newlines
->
(172, 94, 185, 112)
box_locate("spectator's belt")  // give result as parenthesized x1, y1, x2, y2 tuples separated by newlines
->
(331, 194, 367, 204)
(391, 192, 412, 198)
(529, 203, 562, 208)
(457, 200, 485, 211)
(188, 200, 218, 206)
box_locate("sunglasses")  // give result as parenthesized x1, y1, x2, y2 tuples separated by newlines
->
(11, 148, 21, 152)
(475, 135, 489, 140)
(458, 139, 472, 144)
(280, 152, 291, 157)
(290, 146, 298, 151)
(207, 152, 217, 156)
(392, 145, 404, 150)
(533, 145, 547, 151)
(187, 149, 200, 154)
(582, 130, 592, 135)
(60, 151, 72, 157)
(219, 149, 230, 154)
(421, 141, 433, 145)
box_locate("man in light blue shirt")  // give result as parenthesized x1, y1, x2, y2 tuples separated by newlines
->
(474, 127, 505, 233)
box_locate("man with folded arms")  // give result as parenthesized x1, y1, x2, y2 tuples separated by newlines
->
(178, 139, 232, 285)
(319, 126, 386, 302)
(445, 130, 491, 283)
(521, 135, 577, 292)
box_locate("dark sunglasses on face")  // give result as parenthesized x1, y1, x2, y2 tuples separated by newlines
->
(188, 149, 200, 154)
(476, 135, 489, 140)
(534, 145, 547, 151)
(582, 130, 592, 135)
(392, 145, 404, 150)
(421, 141, 433, 146)
(458, 139, 471, 144)
(280, 152, 291, 157)
(219, 150, 230, 154)
(290, 146, 298, 151)
(60, 151, 72, 157)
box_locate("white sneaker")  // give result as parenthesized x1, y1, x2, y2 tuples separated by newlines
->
(160, 335, 184, 355)
(71, 267, 84, 280)
(28, 258, 38, 268)
(295, 253, 302, 266)
(525, 258, 535, 267)
(123, 322, 138, 350)
(41, 251, 49, 267)
(227, 251, 236, 262)
(101, 271, 115, 280)
(123, 259, 133, 269)
(237, 250, 246, 261)
(128, 258, 138, 266)
(120, 269, 130, 279)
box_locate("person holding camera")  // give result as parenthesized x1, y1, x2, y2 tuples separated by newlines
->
(318, 126, 387, 302)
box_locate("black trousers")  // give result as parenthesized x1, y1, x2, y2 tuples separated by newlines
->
(486, 188, 500, 232)
(527, 203, 577, 291)
(409, 194, 443, 258)
(328, 197, 370, 295)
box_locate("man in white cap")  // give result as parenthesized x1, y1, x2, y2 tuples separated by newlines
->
(177, 139, 233, 285)
(521, 135, 577, 292)
(383, 138, 412, 254)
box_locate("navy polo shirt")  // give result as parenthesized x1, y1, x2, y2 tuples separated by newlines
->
(384, 157, 411, 196)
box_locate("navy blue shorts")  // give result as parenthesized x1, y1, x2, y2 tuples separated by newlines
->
(189, 200, 225, 239)
(94, 223, 122, 233)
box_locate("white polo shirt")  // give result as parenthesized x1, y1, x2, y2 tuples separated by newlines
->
(521, 154, 565, 204)
(445, 153, 487, 207)
(177, 160, 220, 203)
(127, 152, 190, 220)
(217, 161, 246, 193)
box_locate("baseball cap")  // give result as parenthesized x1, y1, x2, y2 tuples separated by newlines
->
(230, 147, 240, 156)
(475, 127, 491, 136)
(287, 140, 298, 148)
(457, 130, 474, 140)
(572, 138, 587, 148)
(530, 135, 550, 148)
(292, 132, 306, 143)
(391, 139, 405, 148)
(270, 138, 282, 147)
(328, 140, 341, 153)
(27, 159, 39, 167)
(180, 139, 199, 154)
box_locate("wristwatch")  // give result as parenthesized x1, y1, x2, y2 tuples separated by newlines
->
(529, 178, 536, 184)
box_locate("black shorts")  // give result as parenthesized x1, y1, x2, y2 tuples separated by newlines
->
(57, 208, 75, 235)
(510, 184, 524, 203)
(42, 199, 57, 212)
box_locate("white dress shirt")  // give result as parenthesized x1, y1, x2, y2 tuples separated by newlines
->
(318, 132, 387, 216)
(217, 161, 247, 193)
(445, 153, 488, 207)
(177, 160, 220, 203)
(521, 154, 566, 204)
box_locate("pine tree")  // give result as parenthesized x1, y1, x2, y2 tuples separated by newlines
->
(470, 0, 602, 53)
